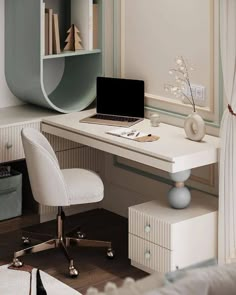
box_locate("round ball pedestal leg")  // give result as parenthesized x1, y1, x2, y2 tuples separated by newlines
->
(168, 170, 191, 209)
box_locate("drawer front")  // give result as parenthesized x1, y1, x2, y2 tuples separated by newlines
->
(129, 207, 171, 249)
(0, 122, 40, 163)
(129, 234, 172, 273)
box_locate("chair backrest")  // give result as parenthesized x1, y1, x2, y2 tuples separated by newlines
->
(21, 128, 69, 206)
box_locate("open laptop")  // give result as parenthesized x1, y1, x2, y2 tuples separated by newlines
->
(80, 77, 144, 127)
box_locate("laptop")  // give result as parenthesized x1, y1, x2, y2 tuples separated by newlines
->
(80, 77, 144, 127)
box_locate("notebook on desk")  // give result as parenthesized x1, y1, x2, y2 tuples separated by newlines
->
(80, 76, 145, 127)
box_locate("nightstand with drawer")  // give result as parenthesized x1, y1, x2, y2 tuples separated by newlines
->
(128, 192, 218, 274)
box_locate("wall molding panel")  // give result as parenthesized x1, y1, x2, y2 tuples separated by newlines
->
(117, 0, 222, 133)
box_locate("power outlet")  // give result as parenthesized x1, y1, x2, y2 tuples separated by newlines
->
(183, 84, 207, 107)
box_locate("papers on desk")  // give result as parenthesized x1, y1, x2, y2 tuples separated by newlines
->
(106, 128, 146, 139)
(106, 128, 160, 142)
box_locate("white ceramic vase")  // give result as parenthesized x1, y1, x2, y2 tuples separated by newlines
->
(184, 112, 205, 141)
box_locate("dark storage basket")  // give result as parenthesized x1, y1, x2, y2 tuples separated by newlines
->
(0, 170, 22, 221)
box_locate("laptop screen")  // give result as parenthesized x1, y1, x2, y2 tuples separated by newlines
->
(96, 77, 144, 118)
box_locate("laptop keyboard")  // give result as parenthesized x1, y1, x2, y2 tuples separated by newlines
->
(91, 114, 139, 122)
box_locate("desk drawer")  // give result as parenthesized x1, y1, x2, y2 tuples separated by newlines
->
(0, 122, 40, 163)
(129, 207, 171, 249)
(129, 234, 172, 273)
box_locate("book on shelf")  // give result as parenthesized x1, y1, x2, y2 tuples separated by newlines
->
(42, 2, 47, 55)
(93, 3, 98, 49)
(52, 13, 61, 54)
(71, 0, 93, 50)
(44, 8, 61, 55)
(44, 9, 49, 55)
(45, 8, 53, 55)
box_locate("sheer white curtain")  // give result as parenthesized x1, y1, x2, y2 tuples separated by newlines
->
(219, 0, 236, 264)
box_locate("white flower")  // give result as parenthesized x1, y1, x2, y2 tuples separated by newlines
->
(171, 86, 178, 93)
(176, 58, 183, 65)
(164, 56, 196, 112)
(164, 86, 169, 92)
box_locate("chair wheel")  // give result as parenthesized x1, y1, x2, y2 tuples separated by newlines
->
(22, 236, 31, 246)
(12, 258, 23, 268)
(69, 265, 79, 278)
(77, 231, 86, 239)
(107, 248, 115, 259)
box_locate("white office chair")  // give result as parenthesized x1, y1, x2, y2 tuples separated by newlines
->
(12, 127, 114, 277)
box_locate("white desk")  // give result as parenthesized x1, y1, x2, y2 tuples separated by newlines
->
(42, 109, 220, 208)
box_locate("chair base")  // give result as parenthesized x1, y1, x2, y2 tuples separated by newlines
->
(12, 207, 114, 277)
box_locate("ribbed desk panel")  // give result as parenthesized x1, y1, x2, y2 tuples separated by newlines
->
(43, 132, 82, 152)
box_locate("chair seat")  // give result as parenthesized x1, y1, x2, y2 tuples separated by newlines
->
(61, 169, 104, 205)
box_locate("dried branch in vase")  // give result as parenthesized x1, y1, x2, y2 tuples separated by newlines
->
(164, 56, 196, 112)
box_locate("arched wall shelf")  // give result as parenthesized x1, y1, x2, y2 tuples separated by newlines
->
(5, 0, 104, 113)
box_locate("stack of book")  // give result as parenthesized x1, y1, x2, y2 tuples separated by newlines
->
(43, 1, 99, 56)
(44, 6, 61, 55)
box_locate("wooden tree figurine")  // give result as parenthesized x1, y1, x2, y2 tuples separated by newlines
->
(64, 24, 83, 51)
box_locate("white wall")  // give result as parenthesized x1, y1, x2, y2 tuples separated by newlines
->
(122, 0, 213, 100)
(119, 0, 220, 126)
(102, 0, 219, 217)
(0, 1, 22, 108)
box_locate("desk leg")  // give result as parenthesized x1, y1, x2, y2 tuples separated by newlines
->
(168, 170, 191, 209)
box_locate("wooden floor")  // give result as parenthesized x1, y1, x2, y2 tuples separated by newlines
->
(0, 209, 147, 294)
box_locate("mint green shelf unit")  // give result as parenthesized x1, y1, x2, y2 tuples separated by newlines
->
(5, 0, 104, 113)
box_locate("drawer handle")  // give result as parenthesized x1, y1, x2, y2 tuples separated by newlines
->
(6, 143, 13, 149)
(145, 225, 151, 233)
(144, 251, 151, 260)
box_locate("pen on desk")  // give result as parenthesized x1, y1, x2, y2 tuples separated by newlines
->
(135, 132, 140, 137)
